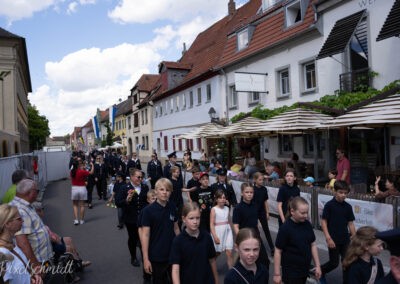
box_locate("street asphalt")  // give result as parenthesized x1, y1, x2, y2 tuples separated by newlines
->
(42, 178, 391, 284)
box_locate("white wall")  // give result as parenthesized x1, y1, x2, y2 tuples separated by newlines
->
(153, 76, 223, 160)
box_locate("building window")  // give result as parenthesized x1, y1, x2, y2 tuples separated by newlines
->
(248, 92, 260, 105)
(170, 98, 174, 113)
(303, 133, 323, 157)
(128, 116, 131, 129)
(175, 96, 179, 112)
(134, 113, 139, 127)
(155, 106, 158, 118)
(142, 136, 145, 148)
(164, 136, 168, 151)
(237, 29, 249, 51)
(145, 109, 148, 124)
(206, 84, 211, 102)
(189, 91, 194, 108)
(182, 94, 186, 110)
(197, 88, 202, 105)
(145, 136, 149, 150)
(178, 139, 182, 151)
(229, 86, 238, 109)
(262, 0, 280, 12)
(278, 134, 293, 155)
(160, 105, 163, 116)
(303, 62, 316, 91)
(133, 94, 138, 104)
(278, 68, 290, 98)
(135, 137, 139, 146)
(286, 0, 303, 27)
(141, 110, 144, 125)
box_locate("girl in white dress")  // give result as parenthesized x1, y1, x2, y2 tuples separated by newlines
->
(210, 189, 234, 269)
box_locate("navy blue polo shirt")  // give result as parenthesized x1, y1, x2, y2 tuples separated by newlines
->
(169, 178, 184, 208)
(169, 229, 216, 284)
(344, 257, 384, 284)
(276, 183, 300, 217)
(253, 184, 269, 216)
(322, 197, 355, 244)
(275, 218, 316, 278)
(232, 200, 258, 229)
(141, 201, 177, 262)
(224, 261, 269, 284)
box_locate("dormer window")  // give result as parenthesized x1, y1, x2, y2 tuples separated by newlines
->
(261, 0, 280, 12)
(237, 26, 255, 51)
(285, 0, 307, 27)
(237, 29, 249, 50)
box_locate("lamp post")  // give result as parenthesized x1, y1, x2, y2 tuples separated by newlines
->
(208, 107, 225, 126)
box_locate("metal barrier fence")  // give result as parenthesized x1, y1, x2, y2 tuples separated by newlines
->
(183, 171, 399, 230)
(0, 151, 71, 201)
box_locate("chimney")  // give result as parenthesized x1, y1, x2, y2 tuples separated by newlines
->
(228, 0, 236, 16)
(182, 42, 187, 56)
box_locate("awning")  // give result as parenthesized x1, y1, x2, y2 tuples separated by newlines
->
(322, 94, 400, 128)
(316, 10, 366, 59)
(176, 123, 226, 139)
(256, 108, 332, 133)
(376, 0, 400, 41)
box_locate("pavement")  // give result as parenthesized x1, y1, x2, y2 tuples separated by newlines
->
(42, 178, 391, 284)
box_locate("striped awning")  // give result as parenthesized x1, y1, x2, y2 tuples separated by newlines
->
(322, 94, 400, 128)
(176, 123, 226, 139)
(256, 108, 333, 132)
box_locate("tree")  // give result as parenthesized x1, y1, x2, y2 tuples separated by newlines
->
(28, 104, 50, 151)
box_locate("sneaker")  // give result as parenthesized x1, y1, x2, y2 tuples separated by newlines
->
(79, 220, 85, 225)
(74, 220, 79, 225)
(88, 204, 93, 209)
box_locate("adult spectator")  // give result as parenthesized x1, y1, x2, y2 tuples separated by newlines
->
(376, 228, 400, 284)
(286, 152, 301, 178)
(9, 179, 53, 278)
(374, 176, 400, 200)
(243, 151, 258, 178)
(1, 169, 28, 203)
(127, 152, 142, 175)
(264, 164, 279, 181)
(0, 204, 42, 284)
(115, 169, 149, 267)
(147, 153, 163, 189)
(336, 148, 351, 184)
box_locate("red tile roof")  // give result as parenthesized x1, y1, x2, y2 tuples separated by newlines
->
(151, 0, 317, 101)
(159, 61, 192, 71)
(217, 1, 317, 67)
(132, 74, 161, 92)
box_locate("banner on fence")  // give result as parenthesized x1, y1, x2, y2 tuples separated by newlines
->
(318, 194, 394, 231)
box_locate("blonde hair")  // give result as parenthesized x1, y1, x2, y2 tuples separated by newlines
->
(342, 226, 379, 270)
(147, 189, 156, 198)
(155, 178, 173, 192)
(182, 202, 200, 217)
(0, 204, 19, 234)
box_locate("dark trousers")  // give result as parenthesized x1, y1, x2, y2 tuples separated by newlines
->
(151, 261, 171, 284)
(321, 242, 349, 275)
(125, 223, 139, 260)
(259, 214, 274, 252)
(95, 179, 106, 199)
(117, 208, 123, 226)
(282, 276, 308, 284)
(86, 185, 94, 204)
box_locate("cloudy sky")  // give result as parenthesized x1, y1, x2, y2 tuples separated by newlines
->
(0, 0, 247, 136)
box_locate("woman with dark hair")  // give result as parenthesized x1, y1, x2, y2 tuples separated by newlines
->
(374, 175, 400, 200)
(276, 168, 300, 227)
(71, 159, 94, 225)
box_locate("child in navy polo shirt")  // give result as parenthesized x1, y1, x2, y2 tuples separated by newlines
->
(277, 168, 300, 227)
(252, 172, 274, 256)
(320, 180, 356, 284)
(224, 228, 269, 284)
(274, 196, 321, 284)
(141, 178, 180, 284)
(232, 183, 269, 267)
(170, 202, 219, 284)
(190, 172, 214, 232)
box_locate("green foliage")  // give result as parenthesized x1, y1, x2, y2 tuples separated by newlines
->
(230, 80, 399, 123)
(28, 104, 50, 151)
(105, 122, 113, 146)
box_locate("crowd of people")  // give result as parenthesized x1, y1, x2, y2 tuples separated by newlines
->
(0, 147, 399, 284)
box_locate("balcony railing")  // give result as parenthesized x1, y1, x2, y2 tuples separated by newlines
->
(339, 67, 371, 92)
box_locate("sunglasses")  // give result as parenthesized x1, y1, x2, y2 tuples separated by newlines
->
(135, 176, 143, 179)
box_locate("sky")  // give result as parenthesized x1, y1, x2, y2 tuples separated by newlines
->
(0, 0, 247, 137)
